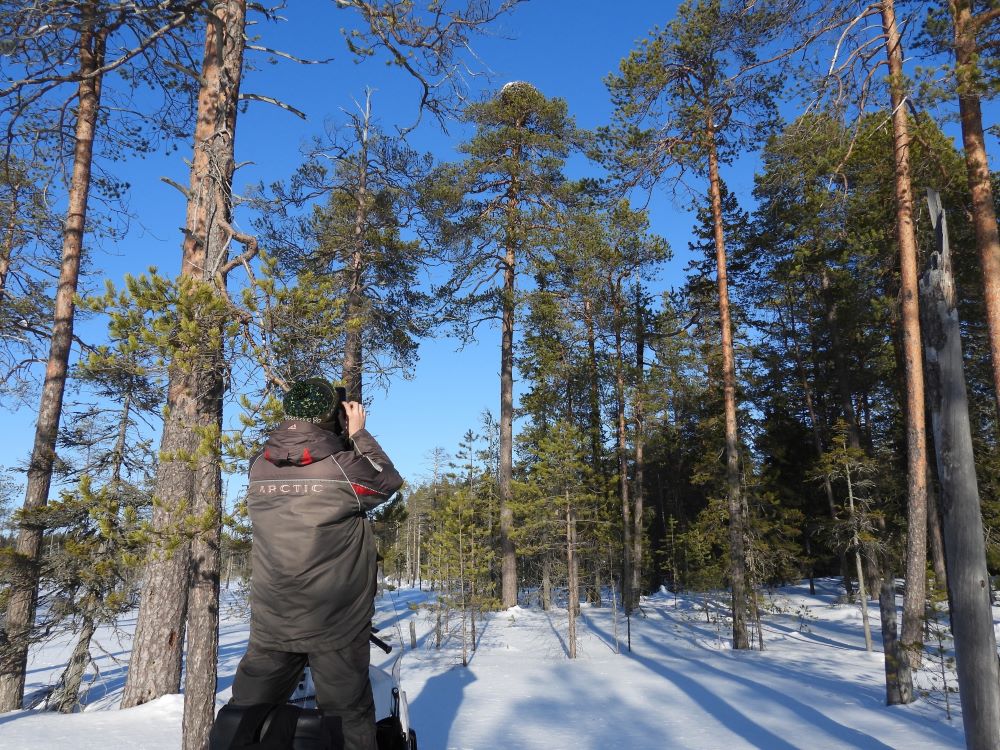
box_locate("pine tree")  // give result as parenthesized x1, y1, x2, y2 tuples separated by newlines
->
(0, 0, 200, 711)
(606, 0, 784, 648)
(123, 12, 247, 749)
(256, 92, 434, 399)
(429, 82, 579, 608)
(923, 1, 1000, 414)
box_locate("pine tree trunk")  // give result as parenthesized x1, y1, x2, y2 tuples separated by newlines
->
(583, 297, 603, 469)
(121, 377, 196, 707)
(632, 289, 645, 601)
(950, 0, 1000, 415)
(416, 518, 422, 590)
(0, 11, 106, 711)
(541, 558, 552, 611)
(0, 186, 23, 304)
(124, 6, 246, 734)
(343, 105, 370, 403)
(566, 495, 577, 659)
(470, 534, 477, 651)
(405, 515, 413, 586)
(182, 0, 245, 725)
(499, 149, 520, 609)
(49, 613, 96, 713)
(920, 189, 1000, 748)
(705, 118, 748, 651)
(612, 290, 633, 614)
(880, 0, 929, 672)
(460, 524, 467, 667)
(926, 461, 948, 593)
(184, 374, 225, 750)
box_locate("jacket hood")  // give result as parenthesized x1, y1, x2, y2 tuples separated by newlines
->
(261, 420, 348, 467)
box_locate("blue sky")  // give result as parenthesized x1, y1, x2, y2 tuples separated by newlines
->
(2, 0, 997, 500)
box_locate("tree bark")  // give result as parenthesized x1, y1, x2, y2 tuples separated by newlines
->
(926, 461, 948, 593)
(705, 116, 748, 650)
(632, 287, 646, 600)
(566, 494, 578, 659)
(498, 127, 522, 609)
(123, 11, 246, 745)
(0, 9, 106, 711)
(343, 99, 371, 403)
(120, 376, 196, 707)
(950, 0, 1000, 415)
(880, 0, 928, 672)
(583, 296, 603, 471)
(920, 189, 1000, 749)
(0, 183, 24, 304)
(541, 557, 551, 611)
(878, 571, 914, 705)
(49, 614, 96, 714)
(181, 0, 245, 737)
(612, 286, 633, 614)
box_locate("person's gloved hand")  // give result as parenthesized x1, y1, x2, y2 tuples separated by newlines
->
(342, 401, 366, 437)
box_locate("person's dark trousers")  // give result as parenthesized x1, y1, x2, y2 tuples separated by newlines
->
(231, 628, 376, 750)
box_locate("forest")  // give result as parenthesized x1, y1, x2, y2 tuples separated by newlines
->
(1, 1, 1000, 749)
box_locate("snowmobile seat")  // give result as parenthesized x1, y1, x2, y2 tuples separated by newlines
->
(209, 702, 344, 750)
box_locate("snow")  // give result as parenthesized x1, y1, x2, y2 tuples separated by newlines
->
(0, 579, 975, 749)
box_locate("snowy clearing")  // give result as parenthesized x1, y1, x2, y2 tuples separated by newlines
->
(0, 579, 979, 749)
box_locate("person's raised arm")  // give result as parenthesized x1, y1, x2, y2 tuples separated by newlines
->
(339, 401, 403, 505)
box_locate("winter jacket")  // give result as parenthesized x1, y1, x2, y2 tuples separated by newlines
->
(246, 420, 403, 651)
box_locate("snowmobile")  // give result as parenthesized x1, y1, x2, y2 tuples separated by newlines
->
(209, 627, 417, 750)
(288, 628, 417, 750)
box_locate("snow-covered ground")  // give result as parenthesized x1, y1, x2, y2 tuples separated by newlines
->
(0, 579, 979, 749)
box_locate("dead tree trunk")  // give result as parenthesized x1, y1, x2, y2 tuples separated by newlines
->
(919, 189, 1000, 749)
(0, 11, 106, 711)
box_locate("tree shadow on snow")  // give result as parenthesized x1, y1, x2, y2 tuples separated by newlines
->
(408, 664, 476, 749)
(587, 618, 906, 750)
(676, 632, 962, 747)
(543, 610, 569, 657)
(487, 667, 670, 750)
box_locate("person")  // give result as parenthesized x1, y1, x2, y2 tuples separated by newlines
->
(229, 378, 403, 750)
